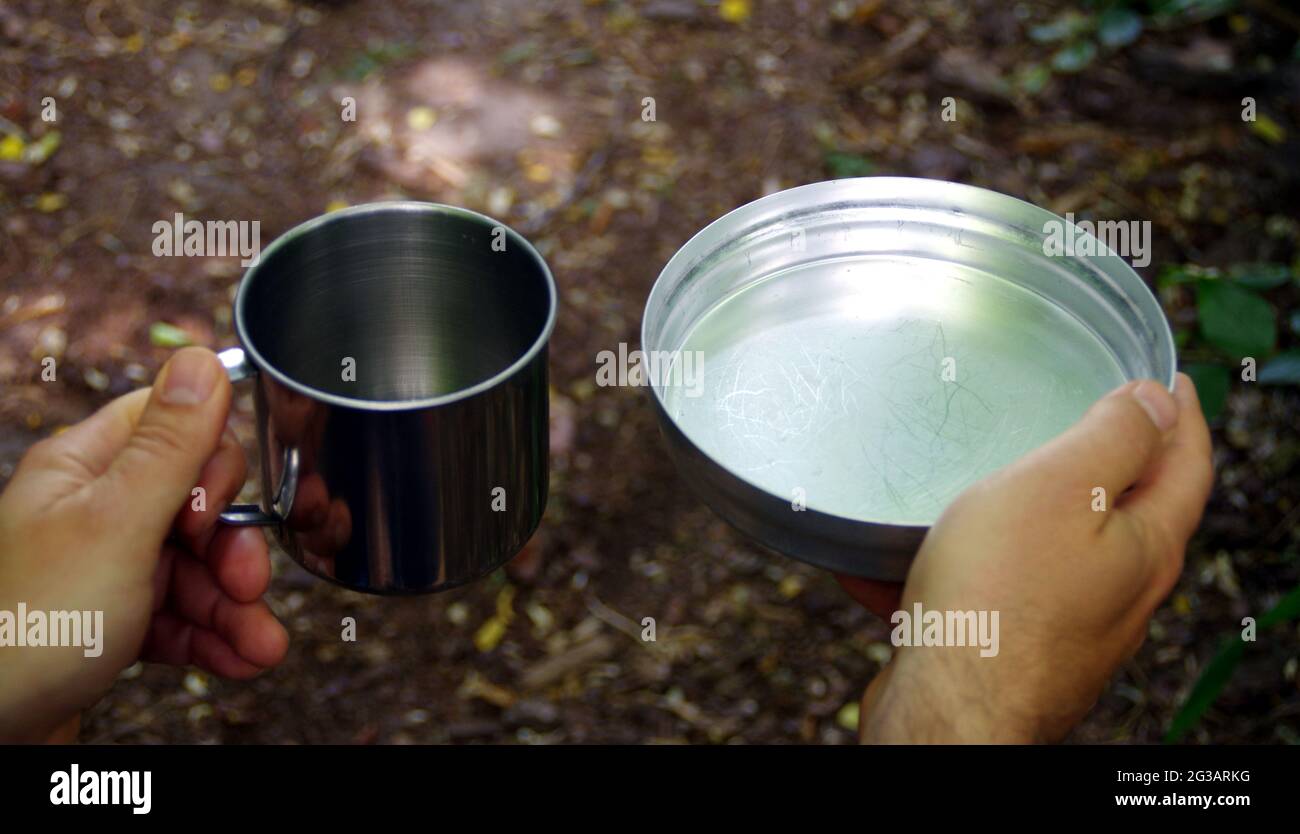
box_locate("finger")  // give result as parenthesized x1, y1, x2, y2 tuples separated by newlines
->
(190, 628, 266, 679)
(299, 496, 354, 559)
(151, 543, 178, 613)
(322, 498, 353, 551)
(103, 348, 232, 546)
(169, 554, 289, 668)
(141, 610, 195, 667)
(174, 428, 247, 552)
(836, 575, 904, 619)
(1116, 373, 1214, 556)
(1014, 378, 1176, 515)
(205, 525, 272, 604)
(284, 470, 331, 529)
(21, 389, 151, 477)
(142, 610, 264, 678)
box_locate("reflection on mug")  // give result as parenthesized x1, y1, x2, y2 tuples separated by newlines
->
(260, 378, 353, 575)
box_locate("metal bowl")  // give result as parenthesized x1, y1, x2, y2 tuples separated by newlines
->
(642, 177, 1175, 580)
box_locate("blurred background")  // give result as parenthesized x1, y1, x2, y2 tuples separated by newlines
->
(1, 0, 1297, 743)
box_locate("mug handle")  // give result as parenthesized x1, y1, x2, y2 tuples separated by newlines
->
(216, 347, 299, 526)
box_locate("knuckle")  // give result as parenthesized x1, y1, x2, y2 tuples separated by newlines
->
(1107, 398, 1159, 452)
(175, 500, 210, 537)
(222, 433, 249, 484)
(129, 419, 193, 463)
(19, 436, 60, 468)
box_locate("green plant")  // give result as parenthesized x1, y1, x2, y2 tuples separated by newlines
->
(823, 151, 876, 178)
(1162, 257, 1298, 740)
(340, 41, 415, 81)
(1019, 0, 1240, 90)
(1158, 261, 1300, 420)
(1165, 581, 1300, 742)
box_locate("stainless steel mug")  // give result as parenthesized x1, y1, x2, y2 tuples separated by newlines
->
(215, 202, 556, 594)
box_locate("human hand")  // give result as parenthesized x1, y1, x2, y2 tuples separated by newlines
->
(0, 348, 289, 743)
(848, 374, 1213, 743)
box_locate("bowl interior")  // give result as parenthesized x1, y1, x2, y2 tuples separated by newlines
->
(644, 178, 1174, 525)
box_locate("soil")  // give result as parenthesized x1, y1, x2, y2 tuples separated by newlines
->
(0, 0, 1297, 743)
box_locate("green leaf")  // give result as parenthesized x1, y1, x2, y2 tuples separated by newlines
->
(149, 322, 193, 348)
(1165, 637, 1245, 742)
(1259, 349, 1300, 385)
(1148, 0, 1237, 23)
(823, 151, 876, 178)
(1195, 279, 1276, 359)
(1259, 583, 1300, 628)
(1157, 263, 1206, 289)
(1249, 114, 1286, 145)
(1181, 362, 1229, 420)
(23, 130, 61, 165)
(1166, 583, 1300, 742)
(343, 42, 413, 81)
(1097, 8, 1143, 48)
(499, 41, 538, 66)
(1051, 40, 1098, 74)
(1029, 11, 1094, 44)
(1015, 63, 1052, 95)
(1228, 262, 1291, 290)
(345, 54, 379, 81)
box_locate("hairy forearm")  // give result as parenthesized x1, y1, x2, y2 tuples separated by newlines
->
(858, 652, 1043, 744)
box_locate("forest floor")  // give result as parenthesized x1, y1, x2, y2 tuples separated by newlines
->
(1, 0, 1298, 743)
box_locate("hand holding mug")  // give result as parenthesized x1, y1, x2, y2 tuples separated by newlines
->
(0, 349, 288, 743)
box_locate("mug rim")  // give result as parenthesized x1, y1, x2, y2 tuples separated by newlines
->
(233, 200, 557, 412)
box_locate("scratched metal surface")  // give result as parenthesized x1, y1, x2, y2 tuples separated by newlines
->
(663, 255, 1123, 524)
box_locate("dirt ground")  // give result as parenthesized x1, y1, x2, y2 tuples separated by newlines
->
(1, 0, 1298, 743)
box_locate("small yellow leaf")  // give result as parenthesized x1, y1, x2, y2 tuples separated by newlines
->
(122, 32, 144, 53)
(209, 73, 233, 92)
(495, 584, 517, 621)
(474, 616, 508, 652)
(406, 106, 437, 131)
(1249, 114, 1286, 144)
(150, 321, 193, 348)
(36, 193, 67, 212)
(0, 134, 25, 161)
(1173, 594, 1192, 616)
(720, 0, 752, 23)
(235, 67, 257, 87)
(325, 198, 349, 213)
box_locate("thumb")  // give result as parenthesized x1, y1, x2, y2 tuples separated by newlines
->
(1017, 379, 1178, 503)
(104, 348, 232, 542)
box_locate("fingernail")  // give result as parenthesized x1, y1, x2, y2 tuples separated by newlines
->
(161, 349, 218, 406)
(1132, 380, 1177, 432)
